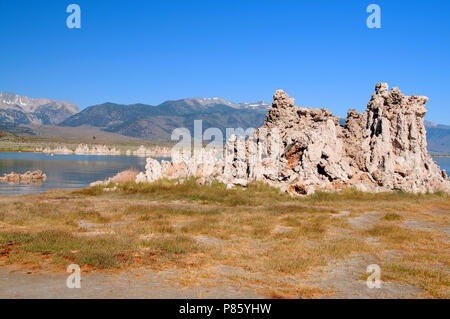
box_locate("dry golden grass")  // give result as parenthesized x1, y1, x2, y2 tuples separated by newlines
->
(0, 178, 449, 298)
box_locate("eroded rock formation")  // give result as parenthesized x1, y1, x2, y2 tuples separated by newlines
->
(0, 170, 47, 184)
(136, 83, 449, 194)
(135, 148, 223, 183)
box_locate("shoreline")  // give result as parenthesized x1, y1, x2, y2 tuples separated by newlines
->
(0, 144, 172, 157)
(0, 149, 171, 157)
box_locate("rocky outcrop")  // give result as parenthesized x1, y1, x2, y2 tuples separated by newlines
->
(136, 83, 449, 194)
(135, 148, 222, 183)
(342, 83, 447, 193)
(132, 145, 171, 158)
(74, 144, 121, 155)
(0, 170, 47, 184)
(90, 169, 139, 187)
(42, 146, 73, 155)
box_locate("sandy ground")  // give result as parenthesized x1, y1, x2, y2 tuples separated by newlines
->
(0, 265, 263, 299)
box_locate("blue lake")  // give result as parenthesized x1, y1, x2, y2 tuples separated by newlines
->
(434, 157, 450, 173)
(0, 152, 168, 195)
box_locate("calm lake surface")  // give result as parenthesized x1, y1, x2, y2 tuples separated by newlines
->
(0, 152, 168, 195)
(0, 152, 448, 196)
(435, 157, 450, 173)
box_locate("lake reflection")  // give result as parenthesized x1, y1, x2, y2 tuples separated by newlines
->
(0, 152, 167, 195)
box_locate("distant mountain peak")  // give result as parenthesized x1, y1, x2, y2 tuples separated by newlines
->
(0, 92, 79, 125)
(425, 120, 450, 130)
(425, 120, 438, 127)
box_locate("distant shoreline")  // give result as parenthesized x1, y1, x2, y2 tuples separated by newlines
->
(0, 148, 170, 158)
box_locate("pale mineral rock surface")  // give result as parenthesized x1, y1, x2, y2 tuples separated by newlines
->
(135, 83, 449, 195)
(90, 168, 139, 187)
(0, 170, 47, 184)
(38, 144, 171, 157)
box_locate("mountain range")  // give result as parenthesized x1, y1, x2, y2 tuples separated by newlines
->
(59, 98, 270, 141)
(0, 93, 79, 126)
(1, 92, 449, 154)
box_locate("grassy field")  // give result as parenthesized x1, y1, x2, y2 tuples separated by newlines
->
(0, 179, 449, 298)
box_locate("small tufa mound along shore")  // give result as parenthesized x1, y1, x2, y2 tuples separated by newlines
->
(90, 168, 140, 188)
(0, 170, 47, 184)
(135, 83, 449, 195)
(35, 144, 171, 157)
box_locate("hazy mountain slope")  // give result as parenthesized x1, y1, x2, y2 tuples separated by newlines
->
(424, 121, 450, 155)
(0, 129, 24, 142)
(0, 123, 36, 135)
(61, 103, 161, 128)
(0, 93, 79, 125)
(61, 98, 269, 141)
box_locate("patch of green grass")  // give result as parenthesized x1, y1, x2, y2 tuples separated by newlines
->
(0, 231, 136, 269)
(267, 249, 312, 274)
(180, 216, 220, 234)
(72, 185, 104, 196)
(401, 252, 450, 266)
(316, 237, 370, 259)
(0, 201, 118, 227)
(141, 235, 201, 255)
(279, 215, 329, 239)
(265, 235, 369, 275)
(143, 219, 176, 233)
(383, 213, 403, 221)
(78, 210, 111, 223)
(303, 188, 446, 203)
(383, 263, 450, 298)
(115, 178, 291, 206)
(281, 216, 303, 227)
(126, 204, 224, 217)
(365, 225, 432, 244)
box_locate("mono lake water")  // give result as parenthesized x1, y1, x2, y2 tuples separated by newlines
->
(0, 152, 448, 196)
(0, 152, 169, 195)
(435, 157, 450, 173)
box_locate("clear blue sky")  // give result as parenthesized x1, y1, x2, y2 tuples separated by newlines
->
(1, 0, 449, 124)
